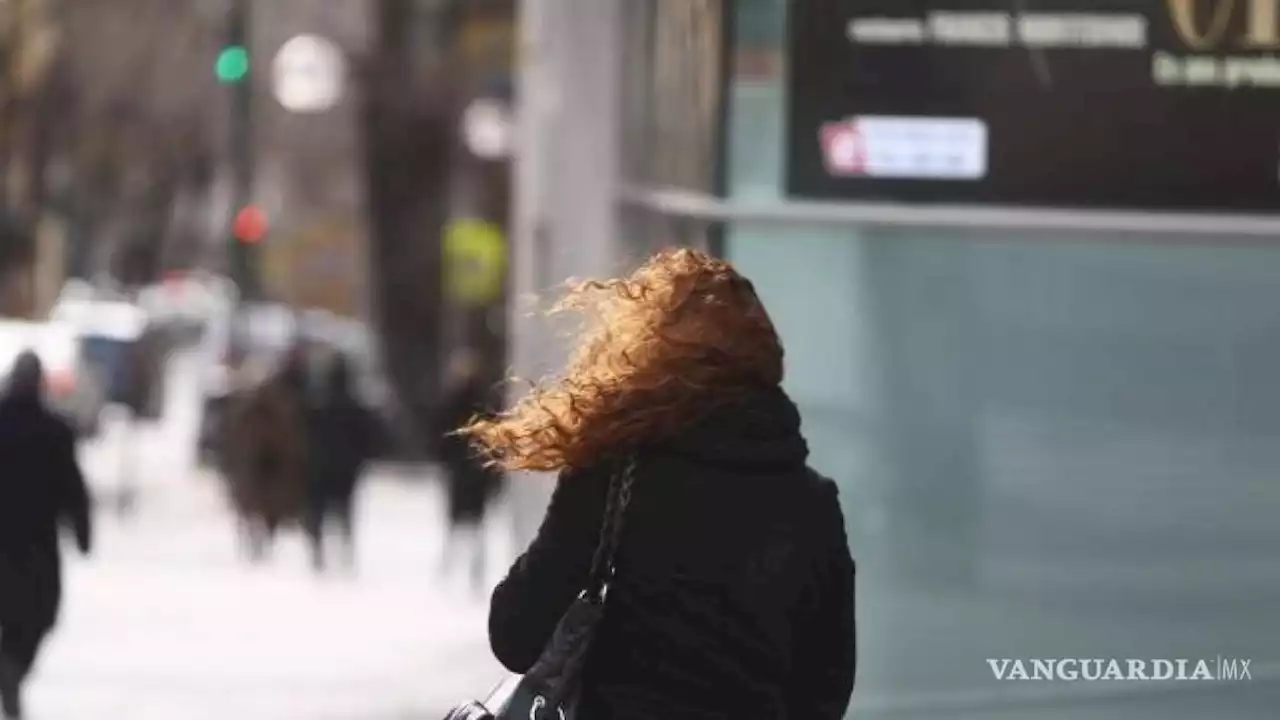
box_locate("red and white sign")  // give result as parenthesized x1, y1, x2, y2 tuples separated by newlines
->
(820, 120, 869, 175)
(819, 115, 989, 180)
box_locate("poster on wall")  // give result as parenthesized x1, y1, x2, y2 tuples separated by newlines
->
(787, 0, 1280, 213)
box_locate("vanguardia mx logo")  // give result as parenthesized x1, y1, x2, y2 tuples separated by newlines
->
(987, 657, 1253, 681)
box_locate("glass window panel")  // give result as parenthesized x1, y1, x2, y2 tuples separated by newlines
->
(725, 0, 785, 200)
(722, 1, 1280, 717)
(730, 225, 1280, 718)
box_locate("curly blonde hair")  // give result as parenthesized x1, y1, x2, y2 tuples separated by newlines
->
(458, 248, 784, 472)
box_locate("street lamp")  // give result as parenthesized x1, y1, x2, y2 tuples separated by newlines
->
(272, 34, 346, 114)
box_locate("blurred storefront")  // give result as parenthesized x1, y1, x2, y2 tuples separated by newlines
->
(514, 1, 1280, 717)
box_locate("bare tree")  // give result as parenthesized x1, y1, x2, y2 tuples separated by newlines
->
(0, 0, 62, 313)
(357, 0, 463, 457)
(56, 0, 221, 284)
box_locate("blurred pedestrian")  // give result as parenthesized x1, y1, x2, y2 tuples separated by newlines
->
(458, 249, 856, 719)
(222, 347, 309, 562)
(0, 352, 93, 720)
(303, 351, 377, 573)
(436, 348, 502, 595)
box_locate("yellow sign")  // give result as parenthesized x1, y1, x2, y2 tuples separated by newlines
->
(443, 218, 506, 305)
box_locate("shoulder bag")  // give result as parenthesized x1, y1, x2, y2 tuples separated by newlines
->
(444, 456, 637, 720)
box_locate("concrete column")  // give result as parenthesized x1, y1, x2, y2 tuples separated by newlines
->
(507, 0, 625, 547)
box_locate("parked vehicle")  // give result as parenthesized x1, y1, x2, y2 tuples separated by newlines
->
(137, 271, 235, 347)
(49, 296, 164, 421)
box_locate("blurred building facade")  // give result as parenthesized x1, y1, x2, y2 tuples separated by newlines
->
(228, 0, 515, 455)
(252, 0, 372, 317)
(512, 1, 1280, 718)
(55, 0, 224, 290)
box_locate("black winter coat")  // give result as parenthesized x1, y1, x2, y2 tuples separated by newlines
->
(223, 376, 309, 524)
(0, 395, 92, 632)
(489, 384, 856, 720)
(306, 389, 376, 505)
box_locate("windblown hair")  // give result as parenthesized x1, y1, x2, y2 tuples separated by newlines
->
(459, 248, 784, 472)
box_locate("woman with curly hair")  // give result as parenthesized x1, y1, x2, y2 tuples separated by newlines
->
(459, 248, 856, 719)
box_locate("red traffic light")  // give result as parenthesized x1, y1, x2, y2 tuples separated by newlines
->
(233, 205, 268, 244)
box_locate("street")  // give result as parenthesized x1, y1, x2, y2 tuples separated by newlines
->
(22, 351, 507, 720)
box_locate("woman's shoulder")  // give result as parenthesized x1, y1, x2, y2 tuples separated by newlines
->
(798, 468, 853, 568)
(800, 465, 841, 500)
(792, 464, 845, 514)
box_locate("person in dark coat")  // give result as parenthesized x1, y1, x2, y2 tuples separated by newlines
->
(222, 348, 310, 562)
(303, 352, 376, 573)
(0, 352, 92, 720)
(458, 249, 857, 719)
(436, 349, 502, 594)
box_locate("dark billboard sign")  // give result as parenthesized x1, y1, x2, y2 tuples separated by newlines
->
(787, 1, 1280, 213)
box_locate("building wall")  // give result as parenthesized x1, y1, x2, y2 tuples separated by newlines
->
(507, 0, 626, 543)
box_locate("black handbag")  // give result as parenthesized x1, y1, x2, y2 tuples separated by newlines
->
(444, 457, 637, 720)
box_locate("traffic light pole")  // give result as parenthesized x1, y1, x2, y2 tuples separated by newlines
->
(227, 0, 257, 301)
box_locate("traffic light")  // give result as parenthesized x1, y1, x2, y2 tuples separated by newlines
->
(232, 205, 268, 244)
(224, 0, 258, 299)
(215, 45, 250, 83)
(217, 0, 250, 84)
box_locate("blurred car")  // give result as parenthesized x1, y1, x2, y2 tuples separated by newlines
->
(49, 295, 164, 420)
(56, 278, 96, 304)
(0, 318, 107, 437)
(137, 271, 236, 347)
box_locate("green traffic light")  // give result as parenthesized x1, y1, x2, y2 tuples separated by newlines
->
(215, 46, 250, 83)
